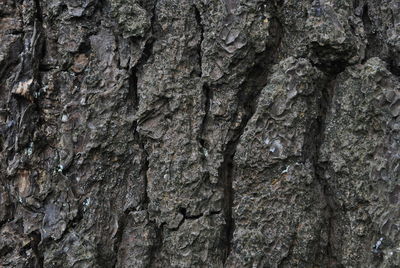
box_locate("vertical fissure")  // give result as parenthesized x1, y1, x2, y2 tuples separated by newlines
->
(361, 3, 376, 62)
(199, 83, 211, 149)
(114, 51, 154, 268)
(359, 2, 389, 69)
(310, 71, 342, 267)
(193, 5, 203, 75)
(128, 0, 158, 209)
(219, 13, 283, 263)
(29, 230, 44, 268)
(33, 0, 43, 23)
(127, 0, 158, 109)
(219, 82, 264, 264)
(314, 78, 335, 267)
(32, 0, 44, 80)
(297, 60, 340, 266)
(114, 2, 158, 266)
(193, 4, 209, 150)
(112, 123, 149, 267)
(27, 3, 45, 266)
(128, 37, 155, 110)
(135, 121, 150, 210)
(220, 41, 282, 264)
(147, 223, 164, 268)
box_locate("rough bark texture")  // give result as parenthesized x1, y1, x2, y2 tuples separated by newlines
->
(0, 0, 399, 267)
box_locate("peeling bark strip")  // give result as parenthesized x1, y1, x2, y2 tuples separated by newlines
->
(0, 0, 399, 267)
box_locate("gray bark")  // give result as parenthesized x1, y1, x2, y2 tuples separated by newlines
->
(0, 0, 399, 267)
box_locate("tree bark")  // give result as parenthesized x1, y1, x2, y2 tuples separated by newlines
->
(0, 0, 399, 267)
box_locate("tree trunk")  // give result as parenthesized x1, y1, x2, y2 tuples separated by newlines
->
(0, 0, 399, 267)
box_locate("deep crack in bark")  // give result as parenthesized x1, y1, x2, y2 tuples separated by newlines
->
(193, 4, 203, 75)
(311, 71, 343, 267)
(170, 208, 221, 232)
(147, 222, 164, 268)
(199, 83, 211, 149)
(134, 120, 150, 210)
(220, 45, 281, 265)
(114, 2, 157, 265)
(194, 4, 210, 151)
(220, 14, 283, 264)
(29, 230, 44, 268)
(128, 38, 155, 111)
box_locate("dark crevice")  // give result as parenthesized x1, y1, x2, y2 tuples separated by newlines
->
(30, 230, 44, 268)
(33, 0, 43, 23)
(179, 207, 206, 220)
(0, 187, 12, 229)
(323, 198, 342, 267)
(137, 123, 150, 209)
(0, 39, 23, 93)
(0, 219, 7, 230)
(96, 0, 107, 15)
(308, 71, 342, 267)
(353, 0, 360, 11)
(387, 54, 400, 77)
(219, 91, 258, 264)
(147, 222, 164, 268)
(314, 79, 336, 267)
(3, 29, 24, 35)
(32, 0, 44, 73)
(275, 0, 285, 8)
(193, 4, 203, 76)
(0, 245, 13, 258)
(112, 192, 152, 268)
(78, 39, 92, 54)
(149, 0, 158, 35)
(113, 121, 150, 267)
(127, 0, 157, 208)
(116, 3, 157, 263)
(132, 4, 156, 259)
(309, 43, 349, 75)
(127, 70, 140, 111)
(361, 3, 374, 61)
(198, 83, 212, 149)
(209, 210, 222, 216)
(194, 4, 210, 151)
(127, 0, 157, 110)
(220, 18, 283, 264)
(128, 38, 155, 111)
(136, 36, 156, 70)
(112, 204, 150, 267)
(171, 208, 222, 232)
(219, 145, 234, 265)
(360, 3, 389, 66)
(168, 216, 189, 232)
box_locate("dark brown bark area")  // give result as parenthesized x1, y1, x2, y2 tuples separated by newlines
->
(0, 0, 399, 267)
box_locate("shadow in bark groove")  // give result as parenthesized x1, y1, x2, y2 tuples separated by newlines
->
(220, 15, 284, 264)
